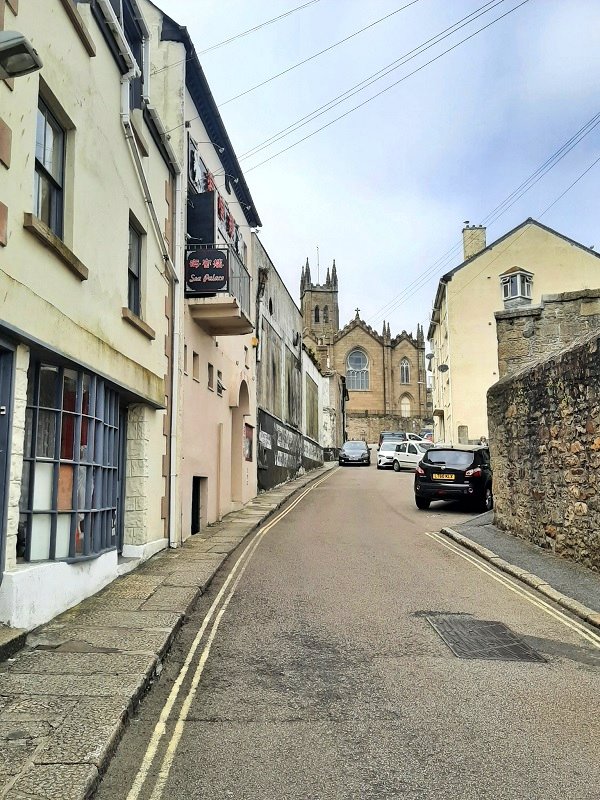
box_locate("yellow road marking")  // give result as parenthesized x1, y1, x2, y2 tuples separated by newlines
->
(125, 469, 337, 800)
(424, 531, 600, 649)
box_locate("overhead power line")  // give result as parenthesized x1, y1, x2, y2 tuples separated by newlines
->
(241, 0, 530, 174)
(219, 0, 423, 106)
(369, 112, 600, 324)
(368, 110, 600, 326)
(235, 0, 504, 162)
(151, 0, 321, 76)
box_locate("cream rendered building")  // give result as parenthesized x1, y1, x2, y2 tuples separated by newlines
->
(141, 1, 261, 536)
(428, 219, 600, 444)
(0, 0, 180, 627)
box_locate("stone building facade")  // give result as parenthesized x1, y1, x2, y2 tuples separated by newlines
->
(301, 261, 427, 442)
(488, 289, 600, 571)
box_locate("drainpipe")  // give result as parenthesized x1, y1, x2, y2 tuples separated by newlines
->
(103, 0, 183, 549)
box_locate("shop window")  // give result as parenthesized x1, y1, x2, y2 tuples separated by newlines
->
(19, 362, 120, 562)
(34, 98, 65, 238)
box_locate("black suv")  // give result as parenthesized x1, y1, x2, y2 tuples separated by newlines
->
(414, 445, 492, 511)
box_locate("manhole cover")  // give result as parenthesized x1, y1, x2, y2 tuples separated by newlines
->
(426, 615, 546, 662)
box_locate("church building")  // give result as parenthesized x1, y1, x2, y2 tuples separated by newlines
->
(300, 260, 427, 442)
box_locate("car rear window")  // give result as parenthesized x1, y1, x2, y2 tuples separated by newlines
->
(424, 450, 475, 468)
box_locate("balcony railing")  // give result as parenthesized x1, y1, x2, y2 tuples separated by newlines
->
(185, 243, 253, 335)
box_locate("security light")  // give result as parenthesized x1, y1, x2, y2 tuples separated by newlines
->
(0, 32, 43, 80)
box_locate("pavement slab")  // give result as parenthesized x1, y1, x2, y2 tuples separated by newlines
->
(139, 585, 199, 613)
(2, 651, 156, 676)
(10, 763, 99, 800)
(49, 611, 182, 630)
(27, 626, 176, 654)
(0, 672, 146, 699)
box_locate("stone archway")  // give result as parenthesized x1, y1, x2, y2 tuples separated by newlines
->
(230, 380, 250, 504)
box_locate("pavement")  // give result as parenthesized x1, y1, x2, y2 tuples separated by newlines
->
(0, 468, 598, 800)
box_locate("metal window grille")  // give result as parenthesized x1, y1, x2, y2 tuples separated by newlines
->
(19, 362, 121, 562)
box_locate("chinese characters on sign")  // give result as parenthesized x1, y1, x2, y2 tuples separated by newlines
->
(185, 248, 229, 295)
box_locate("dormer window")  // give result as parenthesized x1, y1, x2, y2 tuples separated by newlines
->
(500, 269, 533, 300)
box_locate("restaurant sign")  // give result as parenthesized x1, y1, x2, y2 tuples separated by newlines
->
(185, 249, 229, 296)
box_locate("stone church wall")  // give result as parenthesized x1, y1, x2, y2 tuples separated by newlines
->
(488, 323, 600, 572)
(347, 412, 421, 444)
(333, 328, 385, 412)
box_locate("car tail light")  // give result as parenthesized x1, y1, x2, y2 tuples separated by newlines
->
(416, 465, 425, 475)
(465, 466, 482, 477)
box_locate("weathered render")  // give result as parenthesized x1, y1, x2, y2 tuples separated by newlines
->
(489, 290, 600, 571)
(0, 0, 178, 627)
(141, 0, 262, 533)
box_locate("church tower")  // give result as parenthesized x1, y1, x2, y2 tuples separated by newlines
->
(300, 258, 339, 338)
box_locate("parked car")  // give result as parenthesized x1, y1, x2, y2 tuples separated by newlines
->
(339, 440, 371, 466)
(378, 430, 406, 448)
(392, 441, 430, 471)
(377, 440, 403, 469)
(378, 431, 427, 449)
(414, 445, 492, 511)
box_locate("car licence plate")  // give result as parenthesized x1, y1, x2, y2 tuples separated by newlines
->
(433, 473, 455, 480)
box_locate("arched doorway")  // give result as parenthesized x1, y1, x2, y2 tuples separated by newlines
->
(230, 380, 250, 504)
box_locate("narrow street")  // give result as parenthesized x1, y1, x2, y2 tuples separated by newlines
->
(96, 463, 600, 800)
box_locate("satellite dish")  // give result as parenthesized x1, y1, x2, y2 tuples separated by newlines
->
(437, 364, 449, 373)
(425, 353, 434, 360)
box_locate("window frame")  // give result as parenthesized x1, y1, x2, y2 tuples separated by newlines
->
(34, 98, 66, 238)
(346, 349, 369, 391)
(127, 219, 143, 317)
(501, 272, 532, 300)
(400, 358, 410, 384)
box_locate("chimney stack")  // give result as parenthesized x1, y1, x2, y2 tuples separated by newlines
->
(462, 224, 486, 260)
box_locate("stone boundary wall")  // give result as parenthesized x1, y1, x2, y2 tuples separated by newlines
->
(346, 412, 423, 444)
(496, 288, 600, 379)
(488, 329, 600, 572)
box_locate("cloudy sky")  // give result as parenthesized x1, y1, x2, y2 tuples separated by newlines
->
(157, 0, 600, 338)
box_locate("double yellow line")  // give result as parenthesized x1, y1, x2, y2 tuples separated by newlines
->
(125, 469, 336, 800)
(424, 530, 600, 649)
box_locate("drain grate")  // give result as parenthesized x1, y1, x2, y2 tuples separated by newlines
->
(426, 615, 546, 662)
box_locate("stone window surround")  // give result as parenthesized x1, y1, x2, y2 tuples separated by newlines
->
(346, 348, 369, 392)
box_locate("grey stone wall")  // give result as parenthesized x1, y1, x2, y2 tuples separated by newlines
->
(496, 289, 600, 378)
(488, 328, 600, 572)
(347, 412, 422, 444)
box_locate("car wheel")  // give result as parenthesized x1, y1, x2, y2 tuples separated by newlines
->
(338, 461, 343, 467)
(478, 486, 493, 512)
(392, 460, 401, 472)
(376, 464, 381, 470)
(415, 496, 430, 510)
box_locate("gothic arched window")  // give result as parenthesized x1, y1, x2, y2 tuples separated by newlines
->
(400, 395, 411, 418)
(346, 349, 369, 391)
(323, 305, 329, 323)
(314, 306, 320, 323)
(400, 358, 410, 384)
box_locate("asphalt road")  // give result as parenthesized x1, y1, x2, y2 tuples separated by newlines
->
(96, 462, 600, 800)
